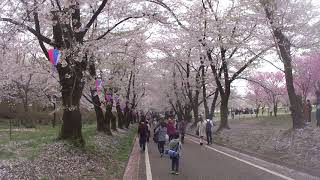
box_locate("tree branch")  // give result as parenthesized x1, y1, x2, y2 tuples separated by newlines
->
(230, 46, 274, 82)
(95, 16, 144, 41)
(0, 18, 55, 46)
(80, 0, 109, 39)
(33, 0, 50, 61)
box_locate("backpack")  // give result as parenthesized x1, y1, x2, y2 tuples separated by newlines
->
(206, 121, 212, 132)
(168, 142, 180, 158)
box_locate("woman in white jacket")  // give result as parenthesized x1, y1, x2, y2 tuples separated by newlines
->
(196, 117, 206, 145)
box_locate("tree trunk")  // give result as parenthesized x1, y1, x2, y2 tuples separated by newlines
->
(201, 63, 209, 119)
(58, 64, 85, 144)
(184, 104, 192, 122)
(104, 103, 113, 135)
(208, 89, 219, 120)
(274, 102, 278, 117)
(218, 94, 230, 131)
(116, 104, 124, 129)
(110, 101, 117, 131)
(90, 89, 106, 132)
(255, 104, 260, 118)
(52, 102, 56, 128)
(124, 103, 131, 128)
(261, 0, 304, 129)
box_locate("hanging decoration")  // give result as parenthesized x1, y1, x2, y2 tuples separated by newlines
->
(48, 48, 60, 66)
(48, 48, 60, 76)
(105, 93, 112, 102)
(115, 94, 120, 104)
(95, 79, 102, 90)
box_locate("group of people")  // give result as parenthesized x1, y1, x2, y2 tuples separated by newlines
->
(137, 115, 216, 175)
(196, 117, 215, 145)
(138, 117, 186, 175)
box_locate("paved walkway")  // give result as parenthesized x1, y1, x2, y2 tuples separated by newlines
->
(134, 135, 319, 180)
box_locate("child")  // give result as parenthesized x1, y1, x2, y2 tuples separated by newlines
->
(168, 132, 181, 175)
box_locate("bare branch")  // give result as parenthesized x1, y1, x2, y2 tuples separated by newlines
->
(230, 45, 274, 82)
(0, 17, 55, 46)
(80, 0, 109, 39)
(95, 16, 144, 41)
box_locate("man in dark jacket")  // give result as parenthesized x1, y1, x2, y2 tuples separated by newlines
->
(138, 121, 148, 152)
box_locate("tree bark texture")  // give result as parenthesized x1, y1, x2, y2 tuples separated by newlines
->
(116, 103, 124, 129)
(260, 0, 304, 128)
(90, 89, 106, 132)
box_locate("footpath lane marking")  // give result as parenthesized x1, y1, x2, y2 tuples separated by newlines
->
(187, 136, 294, 180)
(145, 143, 153, 180)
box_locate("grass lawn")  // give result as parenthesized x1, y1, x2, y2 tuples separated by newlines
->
(0, 122, 137, 179)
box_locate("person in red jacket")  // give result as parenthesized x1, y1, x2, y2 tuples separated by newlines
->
(166, 118, 176, 141)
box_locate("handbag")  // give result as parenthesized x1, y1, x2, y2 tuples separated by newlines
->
(196, 129, 199, 136)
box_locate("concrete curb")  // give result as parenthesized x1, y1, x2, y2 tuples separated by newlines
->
(122, 135, 140, 180)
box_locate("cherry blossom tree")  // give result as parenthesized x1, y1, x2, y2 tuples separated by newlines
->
(246, 72, 286, 117)
(255, 0, 320, 128)
(294, 53, 320, 102)
(0, 0, 162, 144)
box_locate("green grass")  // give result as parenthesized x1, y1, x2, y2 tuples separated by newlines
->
(0, 121, 138, 179)
(0, 149, 16, 159)
(110, 127, 137, 179)
(0, 123, 98, 160)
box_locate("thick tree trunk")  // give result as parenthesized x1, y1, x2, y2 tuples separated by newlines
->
(261, 0, 304, 129)
(104, 103, 113, 135)
(116, 104, 124, 129)
(208, 89, 219, 120)
(110, 103, 117, 131)
(217, 94, 230, 131)
(184, 104, 192, 122)
(90, 89, 106, 132)
(124, 104, 130, 128)
(58, 64, 85, 144)
(192, 103, 199, 123)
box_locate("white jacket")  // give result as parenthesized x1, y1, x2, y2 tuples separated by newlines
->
(197, 121, 206, 137)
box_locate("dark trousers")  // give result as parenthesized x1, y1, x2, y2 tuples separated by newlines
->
(158, 141, 165, 154)
(147, 130, 150, 142)
(171, 157, 179, 171)
(206, 131, 212, 144)
(139, 138, 146, 151)
(169, 135, 174, 141)
(180, 133, 185, 144)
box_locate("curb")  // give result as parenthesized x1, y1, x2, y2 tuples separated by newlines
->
(122, 135, 140, 180)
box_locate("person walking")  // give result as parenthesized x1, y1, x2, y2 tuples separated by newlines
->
(196, 116, 206, 146)
(166, 118, 176, 141)
(155, 121, 167, 157)
(205, 119, 214, 145)
(168, 132, 181, 175)
(138, 121, 148, 152)
(178, 119, 187, 144)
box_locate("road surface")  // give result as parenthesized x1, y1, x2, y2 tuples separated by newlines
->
(135, 135, 319, 180)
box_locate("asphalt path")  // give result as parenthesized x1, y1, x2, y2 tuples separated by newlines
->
(145, 135, 315, 180)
